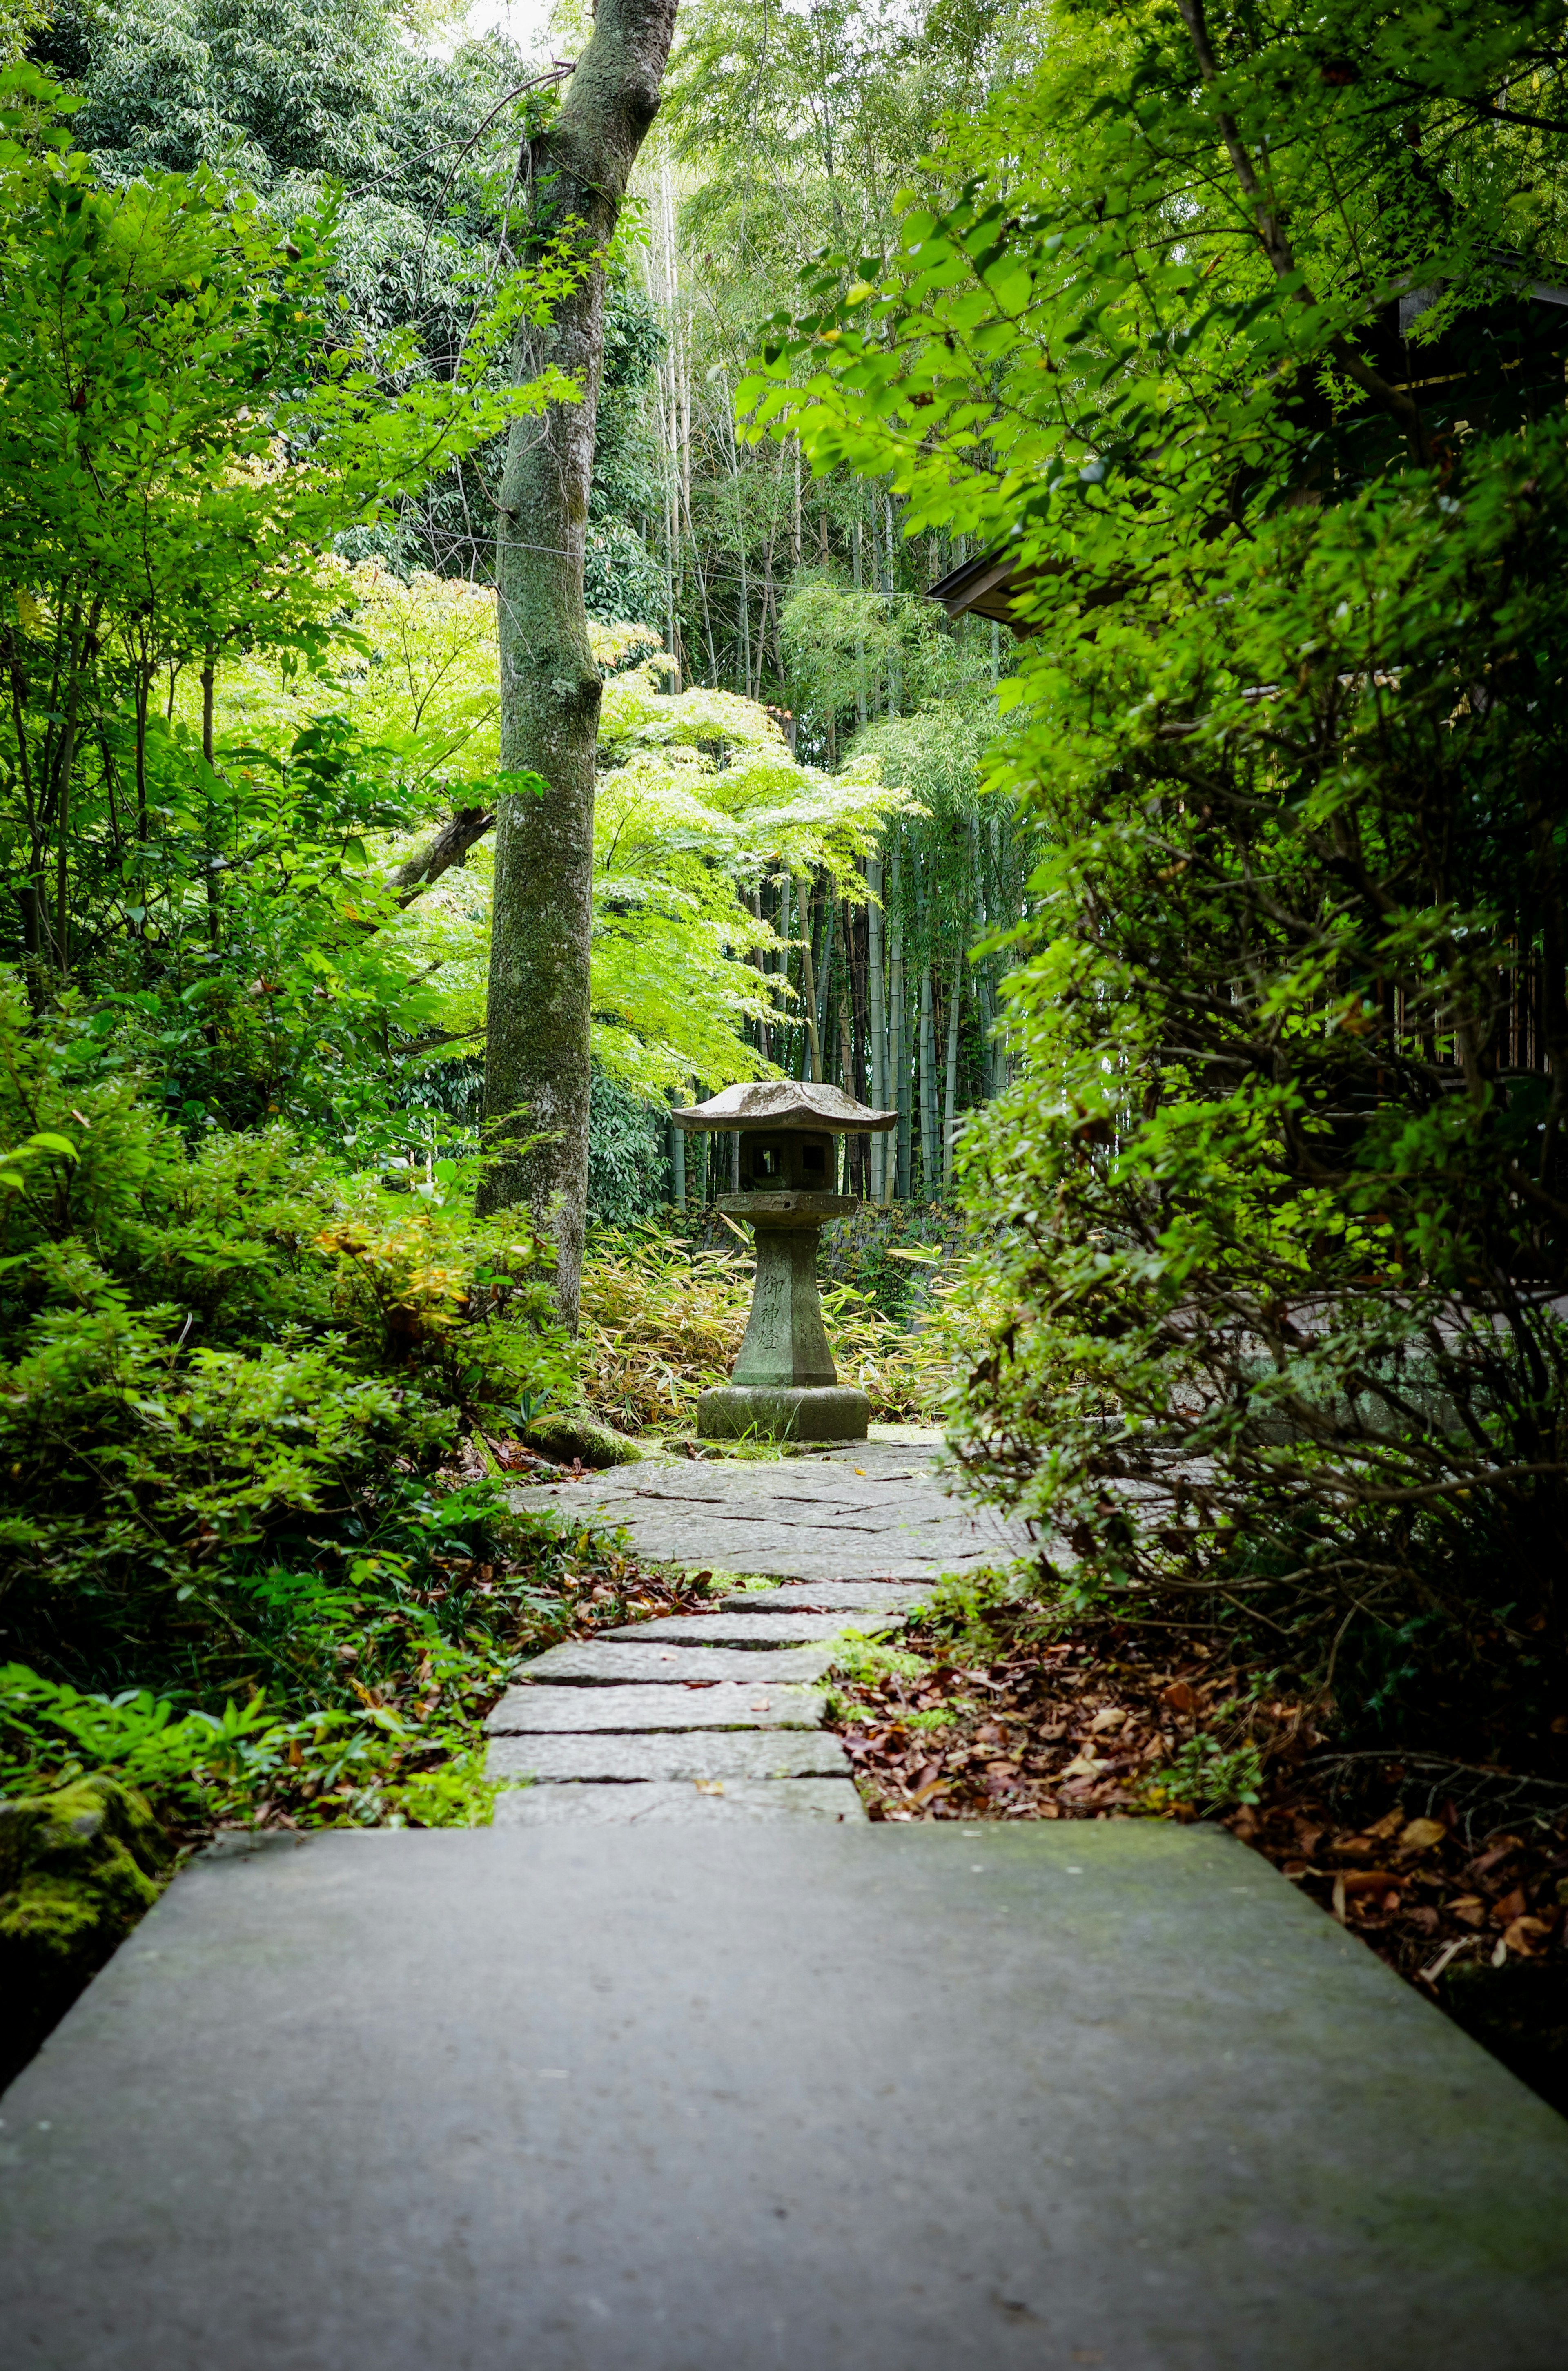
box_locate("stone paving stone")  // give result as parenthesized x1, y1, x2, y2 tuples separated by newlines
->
(484, 1681, 826, 1733)
(493, 1778, 866, 1825)
(717, 1582, 933, 1614)
(503, 1444, 1029, 1583)
(600, 1611, 904, 1646)
(484, 1730, 851, 1783)
(7, 1824, 1568, 2369)
(513, 1639, 838, 1686)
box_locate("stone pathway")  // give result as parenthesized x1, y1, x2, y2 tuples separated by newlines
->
(9, 1434, 1568, 2364)
(486, 1566, 909, 1824)
(486, 1429, 987, 1825)
(6, 1823, 1567, 2367)
(502, 1429, 1027, 1582)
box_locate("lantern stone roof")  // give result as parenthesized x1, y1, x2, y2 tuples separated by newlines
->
(672, 1082, 896, 1134)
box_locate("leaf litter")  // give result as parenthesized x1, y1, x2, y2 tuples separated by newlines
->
(829, 1599, 1568, 2108)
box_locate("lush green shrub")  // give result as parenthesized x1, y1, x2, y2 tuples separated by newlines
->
(752, 0, 1568, 1759)
(948, 417, 1568, 1759)
(0, 982, 574, 1688)
(586, 1069, 670, 1227)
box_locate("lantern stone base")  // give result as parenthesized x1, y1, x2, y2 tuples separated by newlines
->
(695, 1189, 870, 1441)
(697, 1384, 871, 1444)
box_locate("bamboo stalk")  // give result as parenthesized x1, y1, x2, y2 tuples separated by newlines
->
(867, 854, 886, 1198)
(919, 961, 938, 1196)
(942, 956, 962, 1193)
(813, 884, 836, 1069)
(853, 508, 869, 729)
(800, 878, 822, 1082)
(890, 840, 909, 1200)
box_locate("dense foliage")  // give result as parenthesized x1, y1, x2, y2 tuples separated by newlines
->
(750, 0, 1568, 1756)
(0, 40, 963, 1904)
(0, 985, 553, 1855)
(0, 60, 629, 1866)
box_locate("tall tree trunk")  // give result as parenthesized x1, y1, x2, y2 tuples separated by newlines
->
(479, 0, 678, 1328)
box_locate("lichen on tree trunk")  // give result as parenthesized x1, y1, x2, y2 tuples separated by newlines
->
(477, 0, 679, 1328)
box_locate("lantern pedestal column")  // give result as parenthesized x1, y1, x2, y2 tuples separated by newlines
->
(697, 1193, 870, 1444)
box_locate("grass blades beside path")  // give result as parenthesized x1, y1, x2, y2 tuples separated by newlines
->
(575, 1213, 971, 1436)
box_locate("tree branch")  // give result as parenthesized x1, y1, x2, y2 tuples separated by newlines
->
(1175, 0, 1431, 462)
(1403, 83, 1568, 137)
(385, 806, 495, 907)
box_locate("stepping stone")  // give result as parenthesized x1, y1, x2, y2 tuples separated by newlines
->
(485, 1682, 826, 1732)
(600, 1611, 904, 1646)
(512, 1640, 838, 1686)
(719, 1582, 933, 1614)
(504, 1441, 1029, 1582)
(485, 1730, 851, 1782)
(494, 1779, 865, 1825)
(9, 1825, 1568, 2367)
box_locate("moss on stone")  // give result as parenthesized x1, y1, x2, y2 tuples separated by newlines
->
(0, 1774, 168, 2090)
(523, 1409, 644, 1468)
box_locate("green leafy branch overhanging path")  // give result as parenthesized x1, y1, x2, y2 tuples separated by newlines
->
(735, 0, 1568, 1753)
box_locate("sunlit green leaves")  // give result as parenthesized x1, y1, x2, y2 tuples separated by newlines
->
(738, 0, 1568, 1726)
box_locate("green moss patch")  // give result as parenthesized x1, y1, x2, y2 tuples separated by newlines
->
(0, 1774, 168, 2088)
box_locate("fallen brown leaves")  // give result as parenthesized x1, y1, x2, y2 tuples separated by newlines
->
(834, 1617, 1258, 1822)
(1227, 1787, 1568, 1996)
(831, 1610, 1568, 2012)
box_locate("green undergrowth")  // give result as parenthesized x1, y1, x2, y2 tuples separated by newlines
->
(1, 1502, 668, 1835)
(673, 1569, 781, 1592)
(674, 1200, 966, 1323)
(827, 1635, 928, 1692)
(0, 986, 635, 1840)
(0, 1500, 697, 2090)
(578, 1211, 976, 1432)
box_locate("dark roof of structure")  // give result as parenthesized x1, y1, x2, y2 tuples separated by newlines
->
(925, 548, 1040, 637)
(673, 1082, 897, 1134)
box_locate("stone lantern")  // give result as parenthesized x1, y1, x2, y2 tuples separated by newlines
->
(672, 1081, 896, 1443)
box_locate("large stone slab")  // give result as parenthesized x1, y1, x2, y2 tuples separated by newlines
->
(601, 1611, 904, 1646)
(505, 1443, 1030, 1583)
(494, 1779, 866, 1825)
(4, 1825, 1567, 2369)
(512, 1640, 838, 1686)
(485, 1731, 851, 1782)
(718, 1583, 933, 1614)
(484, 1682, 826, 1733)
